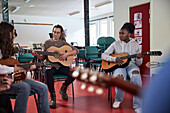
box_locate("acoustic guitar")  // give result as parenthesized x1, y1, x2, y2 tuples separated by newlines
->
(0, 58, 51, 83)
(18, 45, 74, 66)
(102, 51, 162, 72)
(71, 67, 142, 97)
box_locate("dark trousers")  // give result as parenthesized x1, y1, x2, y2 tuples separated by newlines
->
(0, 93, 13, 113)
(45, 66, 75, 92)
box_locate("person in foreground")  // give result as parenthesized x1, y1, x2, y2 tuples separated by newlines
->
(0, 75, 13, 113)
(34, 24, 79, 108)
(0, 21, 50, 113)
(143, 54, 170, 113)
(102, 22, 143, 113)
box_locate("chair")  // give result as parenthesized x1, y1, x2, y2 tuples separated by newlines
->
(85, 46, 102, 70)
(104, 37, 115, 49)
(8, 91, 40, 113)
(16, 49, 34, 64)
(97, 37, 106, 53)
(97, 36, 115, 52)
(53, 74, 74, 99)
(32, 43, 42, 51)
(76, 49, 87, 67)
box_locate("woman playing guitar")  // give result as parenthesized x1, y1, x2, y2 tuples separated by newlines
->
(33, 24, 79, 108)
(0, 22, 50, 113)
(102, 22, 142, 113)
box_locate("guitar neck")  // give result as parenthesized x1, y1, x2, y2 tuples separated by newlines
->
(36, 51, 55, 56)
(121, 52, 149, 59)
(19, 49, 55, 56)
(17, 62, 43, 69)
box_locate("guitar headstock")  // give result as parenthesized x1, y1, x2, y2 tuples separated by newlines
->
(72, 67, 109, 95)
(71, 67, 141, 96)
(148, 51, 162, 56)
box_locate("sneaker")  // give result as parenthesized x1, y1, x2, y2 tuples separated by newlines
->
(135, 108, 142, 113)
(112, 101, 121, 108)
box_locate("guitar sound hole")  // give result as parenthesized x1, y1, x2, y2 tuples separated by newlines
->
(65, 50, 67, 53)
(108, 62, 110, 65)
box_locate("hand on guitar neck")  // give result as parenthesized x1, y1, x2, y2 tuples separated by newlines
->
(32, 51, 44, 61)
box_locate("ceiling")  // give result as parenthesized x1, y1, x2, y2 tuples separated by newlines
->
(0, 0, 114, 19)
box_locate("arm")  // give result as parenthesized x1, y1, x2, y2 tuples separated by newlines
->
(101, 42, 116, 62)
(135, 45, 143, 66)
(59, 43, 79, 61)
(0, 64, 14, 74)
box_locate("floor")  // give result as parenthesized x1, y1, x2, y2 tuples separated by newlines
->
(11, 76, 150, 113)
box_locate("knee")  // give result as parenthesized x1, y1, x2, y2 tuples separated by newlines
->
(18, 82, 31, 95)
(40, 83, 48, 93)
(131, 70, 141, 80)
(115, 74, 124, 80)
(132, 70, 139, 74)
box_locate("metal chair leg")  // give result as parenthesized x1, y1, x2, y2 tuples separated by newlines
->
(110, 87, 112, 108)
(72, 82, 74, 99)
(33, 93, 41, 113)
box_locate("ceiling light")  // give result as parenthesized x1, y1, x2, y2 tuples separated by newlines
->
(28, 5, 35, 8)
(10, 6, 20, 13)
(25, 0, 30, 3)
(68, 11, 80, 16)
(95, 0, 112, 8)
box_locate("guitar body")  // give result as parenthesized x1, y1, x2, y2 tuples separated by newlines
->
(0, 71, 26, 84)
(0, 58, 26, 84)
(0, 58, 20, 65)
(47, 45, 74, 66)
(102, 53, 130, 72)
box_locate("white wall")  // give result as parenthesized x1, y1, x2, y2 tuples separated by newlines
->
(114, 0, 170, 75)
(114, 0, 150, 41)
(150, 0, 170, 60)
(1, 15, 85, 48)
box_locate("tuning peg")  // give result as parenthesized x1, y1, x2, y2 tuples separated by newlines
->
(87, 85, 95, 92)
(80, 72, 88, 80)
(80, 83, 86, 90)
(72, 67, 80, 78)
(95, 88, 103, 95)
(89, 75, 97, 82)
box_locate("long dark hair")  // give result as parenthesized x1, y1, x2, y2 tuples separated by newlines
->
(0, 22, 15, 59)
(52, 24, 66, 41)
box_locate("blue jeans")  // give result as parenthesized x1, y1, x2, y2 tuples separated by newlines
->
(5, 79, 50, 113)
(113, 63, 142, 108)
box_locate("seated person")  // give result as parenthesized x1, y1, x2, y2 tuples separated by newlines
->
(34, 24, 79, 108)
(102, 22, 143, 113)
(0, 75, 13, 113)
(0, 21, 50, 113)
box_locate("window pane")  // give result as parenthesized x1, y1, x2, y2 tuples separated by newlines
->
(100, 20, 107, 37)
(90, 23, 97, 46)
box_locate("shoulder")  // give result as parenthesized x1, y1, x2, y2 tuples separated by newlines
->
(130, 39, 139, 45)
(45, 39, 53, 43)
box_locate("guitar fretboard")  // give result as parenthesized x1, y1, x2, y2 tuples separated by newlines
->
(120, 52, 151, 59)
